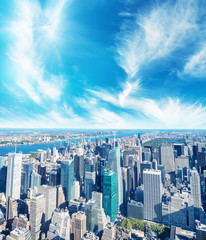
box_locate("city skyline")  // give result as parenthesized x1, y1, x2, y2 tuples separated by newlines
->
(0, 0, 206, 129)
(1, 130, 206, 239)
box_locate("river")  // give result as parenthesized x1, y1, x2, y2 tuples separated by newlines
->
(0, 131, 139, 156)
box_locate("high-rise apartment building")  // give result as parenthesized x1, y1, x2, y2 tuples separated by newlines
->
(61, 159, 74, 201)
(6, 153, 22, 199)
(143, 169, 162, 223)
(101, 169, 117, 222)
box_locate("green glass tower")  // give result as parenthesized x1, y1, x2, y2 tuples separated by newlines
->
(101, 168, 117, 222)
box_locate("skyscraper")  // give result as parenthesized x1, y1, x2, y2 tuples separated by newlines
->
(174, 144, 182, 157)
(61, 159, 74, 202)
(56, 185, 66, 208)
(162, 190, 195, 230)
(84, 157, 96, 201)
(37, 185, 57, 230)
(21, 163, 33, 194)
(159, 145, 175, 174)
(47, 209, 70, 240)
(71, 180, 80, 200)
(0, 157, 7, 193)
(140, 161, 152, 184)
(73, 211, 86, 240)
(121, 167, 128, 207)
(107, 146, 123, 210)
(85, 199, 98, 232)
(74, 154, 84, 182)
(49, 169, 60, 187)
(0, 157, 4, 168)
(190, 169, 202, 219)
(31, 171, 41, 188)
(157, 165, 165, 186)
(92, 191, 110, 231)
(6, 153, 22, 199)
(6, 197, 18, 222)
(143, 169, 162, 223)
(101, 168, 118, 222)
(30, 193, 46, 240)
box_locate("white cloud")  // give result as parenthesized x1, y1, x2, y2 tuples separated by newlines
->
(182, 44, 206, 77)
(117, 0, 198, 78)
(62, 103, 78, 118)
(89, 85, 206, 129)
(6, 0, 67, 104)
(42, 0, 68, 40)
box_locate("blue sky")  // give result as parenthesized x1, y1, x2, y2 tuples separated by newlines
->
(0, 0, 206, 129)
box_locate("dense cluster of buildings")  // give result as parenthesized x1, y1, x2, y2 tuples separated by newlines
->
(0, 131, 206, 239)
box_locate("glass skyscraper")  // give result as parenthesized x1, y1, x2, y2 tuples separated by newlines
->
(107, 146, 123, 210)
(31, 171, 41, 188)
(61, 159, 74, 201)
(101, 168, 117, 222)
(21, 163, 33, 194)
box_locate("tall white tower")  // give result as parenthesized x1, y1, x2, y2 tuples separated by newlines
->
(6, 153, 22, 199)
(190, 168, 202, 219)
(143, 169, 162, 223)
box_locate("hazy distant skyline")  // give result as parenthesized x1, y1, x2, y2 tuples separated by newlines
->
(0, 0, 206, 129)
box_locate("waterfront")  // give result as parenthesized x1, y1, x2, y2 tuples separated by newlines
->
(0, 131, 139, 156)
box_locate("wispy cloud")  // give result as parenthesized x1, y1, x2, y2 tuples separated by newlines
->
(6, 0, 67, 104)
(117, 0, 198, 78)
(181, 44, 206, 78)
(89, 84, 206, 129)
(1, 0, 206, 129)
